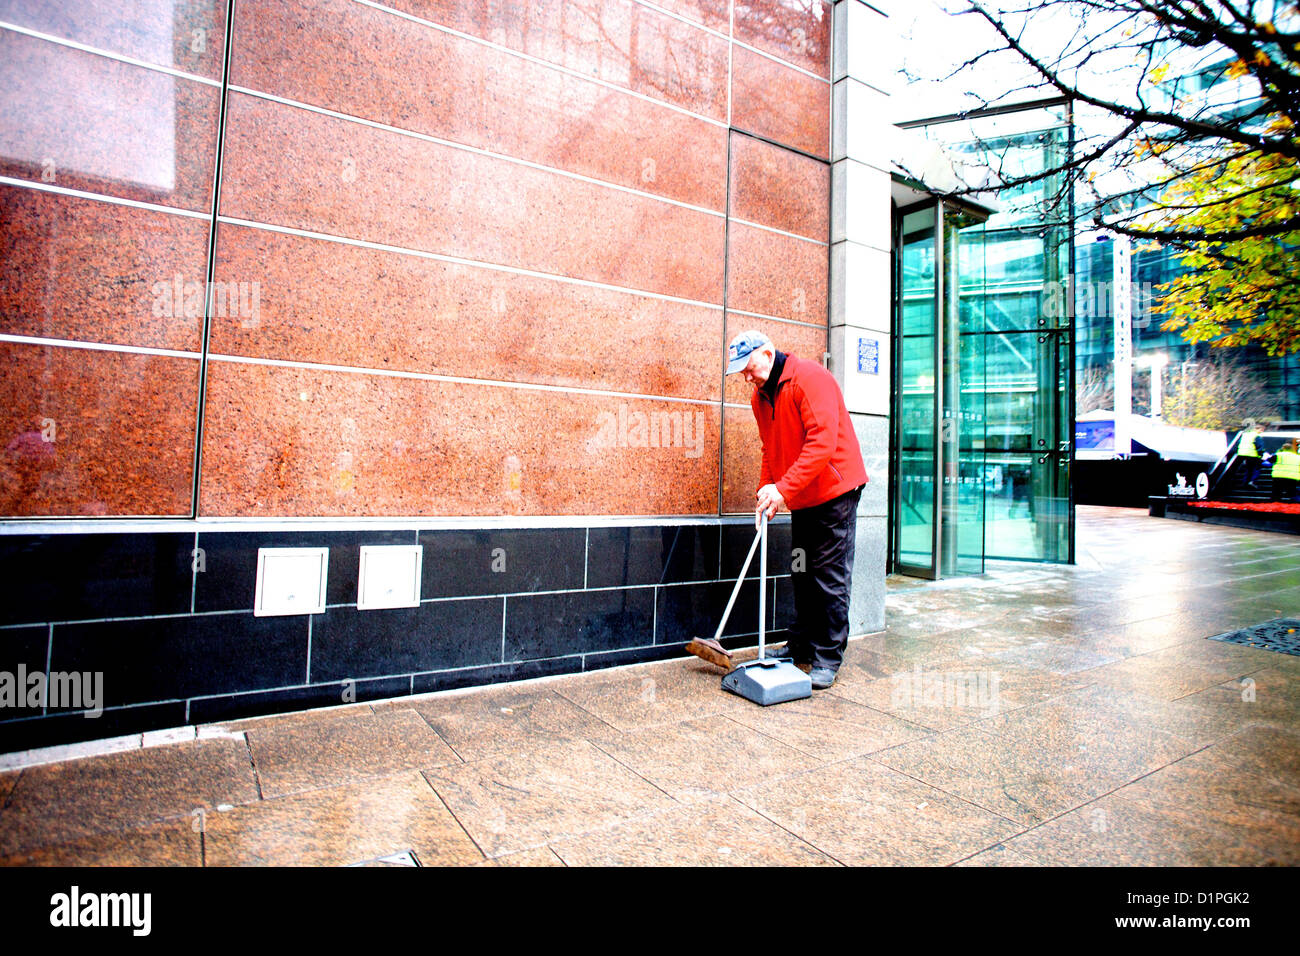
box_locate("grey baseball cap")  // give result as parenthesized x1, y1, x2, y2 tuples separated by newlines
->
(726, 330, 773, 374)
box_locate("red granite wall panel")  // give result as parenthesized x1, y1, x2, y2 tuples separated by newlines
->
(729, 132, 829, 240)
(726, 221, 827, 322)
(0, 0, 229, 80)
(199, 361, 720, 517)
(0, 0, 832, 520)
(230, 0, 727, 211)
(0, 31, 220, 211)
(381, 0, 729, 120)
(730, 45, 829, 158)
(733, 0, 832, 79)
(722, 405, 765, 514)
(652, 0, 732, 31)
(0, 343, 197, 516)
(218, 93, 726, 303)
(0, 185, 209, 352)
(208, 224, 722, 401)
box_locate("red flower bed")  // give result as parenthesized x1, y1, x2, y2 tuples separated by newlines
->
(1188, 500, 1300, 514)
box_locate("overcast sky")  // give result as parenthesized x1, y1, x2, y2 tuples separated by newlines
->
(886, 0, 1194, 123)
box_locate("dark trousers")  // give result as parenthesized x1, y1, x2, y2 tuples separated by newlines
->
(788, 486, 862, 671)
(1274, 477, 1298, 503)
(1242, 456, 1263, 485)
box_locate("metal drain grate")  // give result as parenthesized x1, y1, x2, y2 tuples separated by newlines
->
(1208, 619, 1300, 657)
(345, 849, 421, 867)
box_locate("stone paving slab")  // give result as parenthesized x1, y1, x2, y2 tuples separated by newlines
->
(0, 737, 258, 858)
(0, 818, 201, 867)
(421, 739, 677, 859)
(584, 715, 820, 801)
(550, 793, 839, 866)
(731, 757, 1024, 866)
(238, 708, 462, 800)
(377, 685, 612, 762)
(201, 770, 484, 867)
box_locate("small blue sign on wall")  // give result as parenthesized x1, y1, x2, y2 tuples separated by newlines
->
(857, 336, 879, 375)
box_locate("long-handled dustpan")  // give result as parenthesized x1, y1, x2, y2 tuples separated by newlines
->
(686, 513, 811, 706)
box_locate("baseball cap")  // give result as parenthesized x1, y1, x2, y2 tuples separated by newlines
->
(726, 330, 773, 375)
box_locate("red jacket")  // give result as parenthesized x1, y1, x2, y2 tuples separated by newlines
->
(752, 353, 868, 510)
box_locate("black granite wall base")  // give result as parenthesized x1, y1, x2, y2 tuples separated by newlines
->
(0, 520, 794, 753)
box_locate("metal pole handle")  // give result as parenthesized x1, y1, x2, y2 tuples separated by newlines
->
(758, 510, 767, 660)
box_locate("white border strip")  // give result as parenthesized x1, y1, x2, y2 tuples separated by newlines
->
(0, 514, 784, 534)
(0, 332, 722, 406)
(0, 20, 221, 87)
(0, 253, 830, 355)
(0, 176, 210, 220)
(629, 0, 832, 84)
(732, 31, 833, 85)
(635, 0, 732, 38)
(726, 307, 828, 330)
(0, 333, 200, 360)
(731, 216, 828, 246)
(0, 174, 732, 314)
(215, 216, 726, 311)
(207, 351, 720, 406)
(228, 86, 726, 220)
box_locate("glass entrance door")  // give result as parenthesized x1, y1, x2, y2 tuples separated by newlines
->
(896, 207, 939, 576)
(962, 209, 1073, 563)
(980, 326, 1072, 561)
(892, 202, 989, 579)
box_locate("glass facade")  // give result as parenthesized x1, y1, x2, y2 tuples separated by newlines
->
(893, 202, 994, 579)
(1076, 239, 1300, 423)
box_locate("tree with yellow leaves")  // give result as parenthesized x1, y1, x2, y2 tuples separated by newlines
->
(1154, 147, 1294, 356)
(907, 1, 1300, 356)
(906, 2, 1300, 250)
(1151, 137, 1300, 355)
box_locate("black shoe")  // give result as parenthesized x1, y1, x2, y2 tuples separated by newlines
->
(768, 642, 807, 662)
(809, 666, 837, 689)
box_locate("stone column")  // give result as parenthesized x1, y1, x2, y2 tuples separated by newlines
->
(830, 0, 896, 635)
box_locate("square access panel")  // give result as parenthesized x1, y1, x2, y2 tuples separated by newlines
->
(254, 547, 329, 617)
(357, 545, 423, 610)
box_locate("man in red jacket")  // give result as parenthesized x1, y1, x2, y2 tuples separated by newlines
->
(727, 330, 868, 689)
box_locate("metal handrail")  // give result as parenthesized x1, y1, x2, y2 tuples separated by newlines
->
(1204, 431, 1243, 498)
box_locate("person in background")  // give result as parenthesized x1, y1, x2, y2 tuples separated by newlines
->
(1238, 427, 1267, 488)
(726, 330, 868, 690)
(1270, 439, 1300, 503)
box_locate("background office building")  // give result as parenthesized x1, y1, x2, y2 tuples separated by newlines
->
(1074, 237, 1300, 425)
(1074, 13, 1300, 429)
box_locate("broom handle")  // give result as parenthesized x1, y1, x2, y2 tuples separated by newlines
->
(759, 510, 767, 659)
(712, 523, 762, 644)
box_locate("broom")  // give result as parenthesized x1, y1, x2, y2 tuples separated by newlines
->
(685, 516, 764, 671)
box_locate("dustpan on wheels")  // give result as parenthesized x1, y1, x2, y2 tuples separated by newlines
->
(713, 513, 812, 706)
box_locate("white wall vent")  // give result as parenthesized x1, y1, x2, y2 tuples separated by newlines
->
(357, 545, 423, 611)
(254, 547, 329, 617)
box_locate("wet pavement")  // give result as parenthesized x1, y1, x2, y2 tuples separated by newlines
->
(0, 505, 1296, 866)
